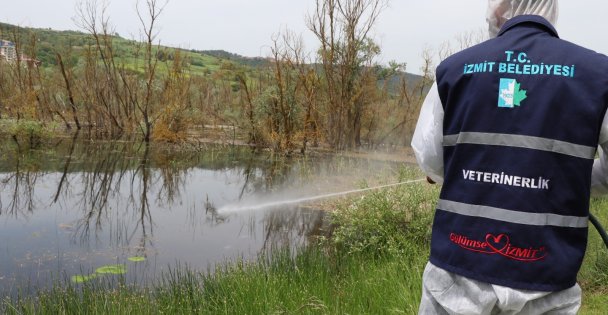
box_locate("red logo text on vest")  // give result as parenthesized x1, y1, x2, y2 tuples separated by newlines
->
(449, 232, 547, 262)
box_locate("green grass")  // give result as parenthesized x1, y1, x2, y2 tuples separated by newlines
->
(3, 249, 427, 314)
(2, 167, 608, 314)
(579, 197, 608, 314)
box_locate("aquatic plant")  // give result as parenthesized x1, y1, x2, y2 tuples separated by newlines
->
(70, 274, 97, 284)
(70, 264, 127, 283)
(95, 264, 127, 275)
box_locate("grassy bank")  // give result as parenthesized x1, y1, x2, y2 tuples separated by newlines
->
(2, 250, 426, 314)
(3, 168, 608, 314)
(579, 197, 608, 314)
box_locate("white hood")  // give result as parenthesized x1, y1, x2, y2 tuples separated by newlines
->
(487, 0, 559, 38)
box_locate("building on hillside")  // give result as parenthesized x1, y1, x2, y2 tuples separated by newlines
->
(18, 53, 42, 67)
(0, 40, 16, 61)
(0, 39, 41, 67)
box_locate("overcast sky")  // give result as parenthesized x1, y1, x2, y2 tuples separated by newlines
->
(2, 0, 607, 74)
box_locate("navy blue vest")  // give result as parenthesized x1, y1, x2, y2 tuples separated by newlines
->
(431, 15, 608, 291)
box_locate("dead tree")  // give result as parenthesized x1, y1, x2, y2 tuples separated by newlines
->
(307, 0, 387, 149)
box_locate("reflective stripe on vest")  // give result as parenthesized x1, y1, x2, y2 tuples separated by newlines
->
(437, 199, 589, 228)
(443, 132, 596, 160)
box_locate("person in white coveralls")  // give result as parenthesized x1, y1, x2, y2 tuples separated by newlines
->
(412, 0, 608, 314)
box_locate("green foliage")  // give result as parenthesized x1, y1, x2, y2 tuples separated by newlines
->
(128, 256, 146, 262)
(580, 198, 608, 290)
(197, 49, 270, 68)
(9, 120, 44, 137)
(190, 59, 204, 67)
(3, 247, 427, 314)
(69, 264, 128, 283)
(578, 197, 608, 314)
(0, 119, 57, 148)
(0, 22, 251, 78)
(95, 264, 127, 275)
(70, 274, 98, 284)
(327, 170, 437, 257)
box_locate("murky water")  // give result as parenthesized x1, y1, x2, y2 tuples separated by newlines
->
(0, 136, 404, 294)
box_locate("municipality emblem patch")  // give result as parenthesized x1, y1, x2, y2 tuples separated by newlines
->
(498, 78, 527, 108)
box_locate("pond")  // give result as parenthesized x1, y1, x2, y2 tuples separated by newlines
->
(0, 136, 407, 295)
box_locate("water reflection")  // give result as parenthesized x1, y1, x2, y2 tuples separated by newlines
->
(0, 137, 42, 216)
(0, 136, 397, 294)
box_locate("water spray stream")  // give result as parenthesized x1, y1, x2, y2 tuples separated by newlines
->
(218, 178, 425, 213)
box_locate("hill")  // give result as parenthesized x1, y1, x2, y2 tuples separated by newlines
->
(0, 22, 260, 76)
(0, 22, 423, 92)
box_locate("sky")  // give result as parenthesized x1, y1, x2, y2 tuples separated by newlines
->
(2, 0, 607, 75)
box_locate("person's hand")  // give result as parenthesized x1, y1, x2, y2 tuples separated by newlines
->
(427, 176, 436, 184)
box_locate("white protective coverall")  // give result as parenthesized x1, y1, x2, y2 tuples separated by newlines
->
(412, 0, 608, 314)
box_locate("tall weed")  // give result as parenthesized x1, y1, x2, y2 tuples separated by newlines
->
(326, 168, 438, 257)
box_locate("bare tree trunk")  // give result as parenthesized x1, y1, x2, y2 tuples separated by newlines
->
(57, 53, 81, 130)
(136, 0, 167, 142)
(236, 73, 257, 145)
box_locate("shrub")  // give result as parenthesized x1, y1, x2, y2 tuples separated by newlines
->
(325, 168, 439, 257)
(1, 119, 52, 148)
